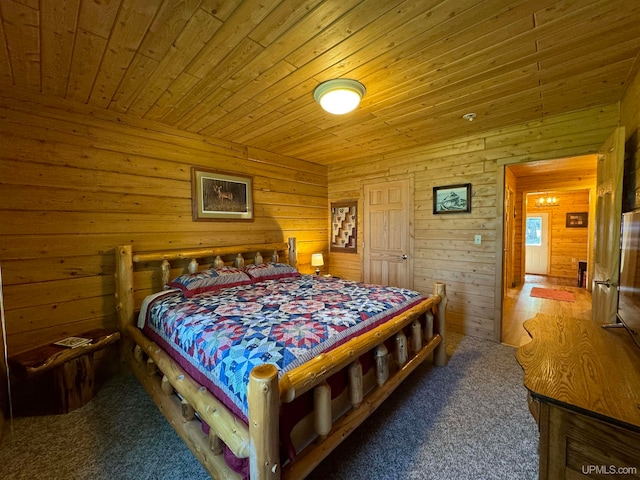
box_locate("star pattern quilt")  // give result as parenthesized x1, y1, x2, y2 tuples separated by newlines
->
(139, 275, 426, 420)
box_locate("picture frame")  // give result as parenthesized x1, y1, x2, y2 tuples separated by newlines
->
(566, 212, 588, 228)
(191, 168, 253, 221)
(433, 183, 471, 214)
(330, 201, 357, 253)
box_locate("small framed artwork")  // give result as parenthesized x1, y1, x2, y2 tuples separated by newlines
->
(433, 183, 472, 214)
(566, 212, 588, 228)
(331, 201, 357, 253)
(191, 168, 253, 221)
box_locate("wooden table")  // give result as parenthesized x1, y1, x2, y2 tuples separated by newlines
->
(516, 314, 640, 480)
(9, 329, 120, 415)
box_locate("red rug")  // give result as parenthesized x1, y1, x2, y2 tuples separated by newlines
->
(530, 287, 575, 302)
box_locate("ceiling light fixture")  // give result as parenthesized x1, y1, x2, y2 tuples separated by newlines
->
(313, 79, 366, 115)
(535, 194, 559, 208)
(462, 112, 476, 122)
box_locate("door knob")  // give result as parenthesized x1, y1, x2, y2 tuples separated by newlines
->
(594, 279, 611, 288)
(401, 254, 408, 260)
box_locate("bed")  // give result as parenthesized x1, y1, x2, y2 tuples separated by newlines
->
(115, 238, 447, 479)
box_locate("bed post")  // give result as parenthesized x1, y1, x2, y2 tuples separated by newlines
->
(248, 364, 280, 480)
(115, 245, 134, 331)
(115, 245, 135, 368)
(288, 237, 297, 268)
(433, 282, 448, 366)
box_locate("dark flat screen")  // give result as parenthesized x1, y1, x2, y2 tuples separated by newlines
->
(618, 209, 640, 335)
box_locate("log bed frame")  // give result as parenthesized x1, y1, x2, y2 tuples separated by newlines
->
(115, 238, 447, 480)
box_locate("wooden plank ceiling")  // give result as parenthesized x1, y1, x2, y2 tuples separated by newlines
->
(1, 0, 639, 166)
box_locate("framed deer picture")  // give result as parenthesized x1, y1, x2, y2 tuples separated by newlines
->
(191, 168, 254, 221)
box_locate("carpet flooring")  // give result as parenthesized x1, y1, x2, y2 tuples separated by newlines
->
(0, 333, 539, 480)
(530, 287, 575, 302)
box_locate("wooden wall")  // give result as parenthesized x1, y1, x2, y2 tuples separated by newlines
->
(0, 67, 635, 359)
(0, 92, 328, 355)
(523, 191, 591, 279)
(621, 66, 640, 211)
(329, 105, 618, 341)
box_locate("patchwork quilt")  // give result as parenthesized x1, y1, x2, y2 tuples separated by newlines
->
(139, 275, 426, 420)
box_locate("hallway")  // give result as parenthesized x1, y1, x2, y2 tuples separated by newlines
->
(502, 275, 592, 347)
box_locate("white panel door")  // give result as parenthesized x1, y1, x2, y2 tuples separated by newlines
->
(592, 127, 625, 323)
(525, 213, 549, 275)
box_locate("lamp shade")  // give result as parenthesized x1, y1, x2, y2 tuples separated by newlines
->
(311, 253, 324, 267)
(313, 79, 366, 115)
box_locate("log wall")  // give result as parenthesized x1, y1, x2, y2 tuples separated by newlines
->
(329, 105, 619, 340)
(1, 68, 638, 357)
(0, 93, 328, 354)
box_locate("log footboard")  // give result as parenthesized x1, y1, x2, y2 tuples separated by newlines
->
(115, 242, 447, 480)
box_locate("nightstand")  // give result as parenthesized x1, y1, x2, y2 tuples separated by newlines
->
(9, 329, 120, 415)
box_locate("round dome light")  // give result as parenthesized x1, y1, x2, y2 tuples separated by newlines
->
(313, 79, 366, 115)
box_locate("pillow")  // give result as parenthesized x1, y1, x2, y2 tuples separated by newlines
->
(244, 263, 300, 282)
(167, 266, 252, 297)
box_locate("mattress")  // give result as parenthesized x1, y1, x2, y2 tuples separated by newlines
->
(138, 274, 427, 421)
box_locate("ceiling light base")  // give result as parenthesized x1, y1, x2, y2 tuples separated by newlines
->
(314, 79, 366, 115)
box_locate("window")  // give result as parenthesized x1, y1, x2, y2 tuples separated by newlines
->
(526, 217, 542, 246)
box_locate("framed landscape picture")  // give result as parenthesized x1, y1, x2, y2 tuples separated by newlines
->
(433, 183, 472, 214)
(191, 168, 253, 221)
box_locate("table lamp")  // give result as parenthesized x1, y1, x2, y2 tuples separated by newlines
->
(311, 253, 324, 275)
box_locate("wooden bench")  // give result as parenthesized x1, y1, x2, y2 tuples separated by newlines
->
(9, 329, 120, 415)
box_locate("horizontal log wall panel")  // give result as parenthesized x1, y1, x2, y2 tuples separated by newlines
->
(415, 278, 495, 299)
(0, 124, 326, 187)
(0, 212, 326, 236)
(329, 105, 618, 341)
(0, 95, 246, 157)
(1, 256, 114, 285)
(0, 158, 190, 197)
(2, 231, 328, 264)
(7, 296, 115, 335)
(0, 96, 328, 354)
(446, 312, 495, 341)
(326, 252, 361, 281)
(9, 316, 117, 356)
(4, 276, 114, 311)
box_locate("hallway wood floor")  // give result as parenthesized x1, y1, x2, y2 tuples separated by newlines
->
(501, 275, 592, 347)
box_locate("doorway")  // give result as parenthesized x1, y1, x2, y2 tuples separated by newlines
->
(525, 212, 549, 275)
(500, 156, 597, 346)
(363, 177, 413, 289)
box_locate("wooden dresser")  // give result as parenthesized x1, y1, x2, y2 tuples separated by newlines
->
(516, 314, 640, 480)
